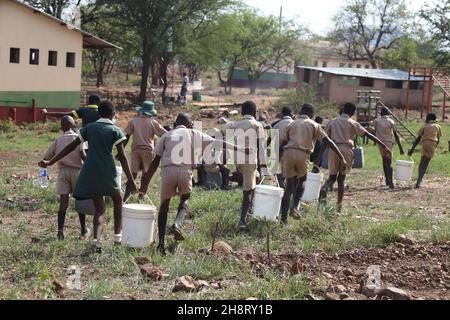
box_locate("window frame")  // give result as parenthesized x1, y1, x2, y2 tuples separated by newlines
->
(66, 52, 76, 68)
(9, 47, 20, 64)
(29, 48, 40, 65)
(48, 50, 58, 66)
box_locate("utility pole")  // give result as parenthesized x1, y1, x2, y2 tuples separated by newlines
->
(276, 6, 283, 90)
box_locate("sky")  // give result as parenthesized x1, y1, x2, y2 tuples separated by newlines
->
(244, 0, 428, 35)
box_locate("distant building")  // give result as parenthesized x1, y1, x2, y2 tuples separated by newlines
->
(231, 67, 297, 90)
(296, 66, 425, 108)
(308, 41, 372, 70)
(0, 0, 119, 123)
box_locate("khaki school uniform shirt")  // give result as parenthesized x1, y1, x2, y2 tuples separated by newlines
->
(125, 115, 167, 151)
(326, 114, 368, 148)
(155, 125, 215, 169)
(43, 130, 85, 169)
(373, 116, 396, 144)
(418, 121, 442, 143)
(273, 116, 294, 142)
(284, 115, 327, 154)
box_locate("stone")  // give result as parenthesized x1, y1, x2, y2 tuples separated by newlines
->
(210, 241, 233, 254)
(339, 293, 351, 300)
(343, 268, 355, 277)
(52, 280, 65, 295)
(323, 272, 333, 279)
(66, 266, 82, 291)
(246, 297, 258, 301)
(343, 297, 355, 300)
(325, 292, 340, 301)
(366, 265, 382, 287)
(173, 276, 197, 293)
(135, 257, 151, 266)
(361, 284, 381, 298)
(291, 260, 304, 276)
(378, 287, 412, 301)
(396, 234, 415, 246)
(334, 285, 347, 293)
(139, 264, 165, 281)
(353, 293, 369, 300)
(194, 280, 210, 289)
(210, 282, 221, 290)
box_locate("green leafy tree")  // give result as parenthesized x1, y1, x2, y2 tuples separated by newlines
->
(381, 37, 434, 70)
(23, 0, 84, 19)
(329, 0, 412, 68)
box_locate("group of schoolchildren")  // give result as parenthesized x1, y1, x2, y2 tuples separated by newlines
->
(39, 96, 443, 255)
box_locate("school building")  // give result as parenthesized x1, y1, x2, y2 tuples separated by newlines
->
(230, 68, 297, 90)
(296, 66, 425, 108)
(0, 0, 118, 123)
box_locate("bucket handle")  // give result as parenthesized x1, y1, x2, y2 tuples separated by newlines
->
(259, 174, 280, 188)
(125, 193, 156, 207)
(312, 164, 323, 175)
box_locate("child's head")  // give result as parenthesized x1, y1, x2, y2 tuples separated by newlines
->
(175, 113, 193, 129)
(315, 116, 324, 125)
(98, 100, 115, 119)
(281, 107, 293, 118)
(61, 116, 76, 132)
(88, 94, 101, 106)
(426, 113, 437, 123)
(300, 103, 315, 119)
(242, 101, 257, 117)
(381, 107, 390, 116)
(343, 102, 357, 117)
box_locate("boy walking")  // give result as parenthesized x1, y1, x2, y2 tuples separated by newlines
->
(373, 107, 405, 188)
(318, 103, 391, 212)
(280, 104, 346, 225)
(42, 116, 88, 240)
(39, 101, 137, 253)
(123, 101, 167, 201)
(408, 113, 442, 188)
(224, 101, 268, 231)
(139, 113, 249, 255)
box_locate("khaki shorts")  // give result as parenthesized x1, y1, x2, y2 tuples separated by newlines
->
(56, 167, 80, 195)
(282, 149, 309, 179)
(237, 164, 258, 191)
(378, 142, 393, 159)
(329, 145, 354, 176)
(131, 149, 154, 173)
(160, 166, 193, 201)
(421, 140, 437, 159)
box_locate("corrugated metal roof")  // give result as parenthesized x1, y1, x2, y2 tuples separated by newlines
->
(297, 66, 426, 81)
(7, 0, 121, 50)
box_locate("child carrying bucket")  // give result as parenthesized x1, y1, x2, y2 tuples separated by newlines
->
(39, 101, 137, 253)
(408, 113, 443, 189)
(40, 116, 88, 241)
(279, 104, 346, 225)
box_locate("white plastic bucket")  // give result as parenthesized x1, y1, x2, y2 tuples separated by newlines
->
(116, 166, 123, 188)
(396, 160, 414, 182)
(193, 80, 202, 90)
(254, 185, 284, 222)
(122, 203, 156, 248)
(302, 172, 324, 202)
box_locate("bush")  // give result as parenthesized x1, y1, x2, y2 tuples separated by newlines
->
(0, 118, 15, 133)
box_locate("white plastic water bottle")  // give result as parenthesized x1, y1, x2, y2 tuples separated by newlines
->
(34, 169, 49, 189)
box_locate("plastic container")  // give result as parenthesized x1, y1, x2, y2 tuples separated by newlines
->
(122, 203, 157, 248)
(253, 185, 284, 222)
(396, 160, 414, 182)
(301, 171, 324, 202)
(193, 80, 202, 90)
(33, 169, 49, 189)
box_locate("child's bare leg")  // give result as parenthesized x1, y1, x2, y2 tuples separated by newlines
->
(158, 198, 171, 255)
(292, 175, 307, 213)
(124, 172, 138, 201)
(92, 197, 106, 241)
(78, 213, 87, 236)
(337, 174, 346, 212)
(111, 192, 124, 239)
(320, 175, 337, 203)
(416, 156, 431, 188)
(280, 177, 295, 225)
(57, 194, 70, 240)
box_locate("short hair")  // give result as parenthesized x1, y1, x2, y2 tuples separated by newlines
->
(175, 113, 192, 127)
(88, 94, 101, 105)
(61, 115, 75, 130)
(281, 107, 293, 117)
(98, 100, 115, 118)
(242, 101, 257, 116)
(300, 103, 315, 117)
(343, 102, 357, 116)
(426, 113, 437, 123)
(381, 107, 390, 116)
(315, 116, 324, 124)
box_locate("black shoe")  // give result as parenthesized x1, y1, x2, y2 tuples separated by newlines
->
(280, 219, 288, 226)
(388, 184, 395, 190)
(157, 245, 166, 256)
(238, 222, 250, 232)
(57, 232, 64, 241)
(168, 225, 185, 242)
(221, 185, 232, 191)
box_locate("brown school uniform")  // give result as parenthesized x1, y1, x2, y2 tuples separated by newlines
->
(418, 121, 442, 159)
(155, 125, 215, 200)
(373, 116, 395, 158)
(125, 115, 167, 173)
(224, 115, 266, 191)
(43, 130, 85, 195)
(326, 114, 367, 175)
(273, 116, 294, 143)
(282, 115, 327, 179)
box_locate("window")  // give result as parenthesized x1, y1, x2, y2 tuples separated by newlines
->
(48, 51, 57, 66)
(359, 77, 374, 87)
(409, 81, 423, 90)
(66, 52, 75, 68)
(348, 63, 353, 68)
(29, 49, 39, 65)
(339, 63, 346, 68)
(365, 65, 370, 69)
(386, 80, 403, 89)
(322, 62, 328, 68)
(357, 64, 362, 69)
(303, 69, 311, 83)
(9, 48, 20, 63)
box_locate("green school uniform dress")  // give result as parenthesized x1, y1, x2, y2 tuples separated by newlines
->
(74, 119, 126, 199)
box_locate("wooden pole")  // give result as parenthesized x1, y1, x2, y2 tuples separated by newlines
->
(31, 99, 36, 123)
(421, 69, 427, 119)
(427, 68, 434, 114)
(405, 68, 411, 119)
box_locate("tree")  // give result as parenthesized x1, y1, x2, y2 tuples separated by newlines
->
(420, 0, 450, 66)
(97, 0, 232, 102)
(381, 37, 434, 70)
(24, 0, 83, 19)
(329, 0, 411, 68)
